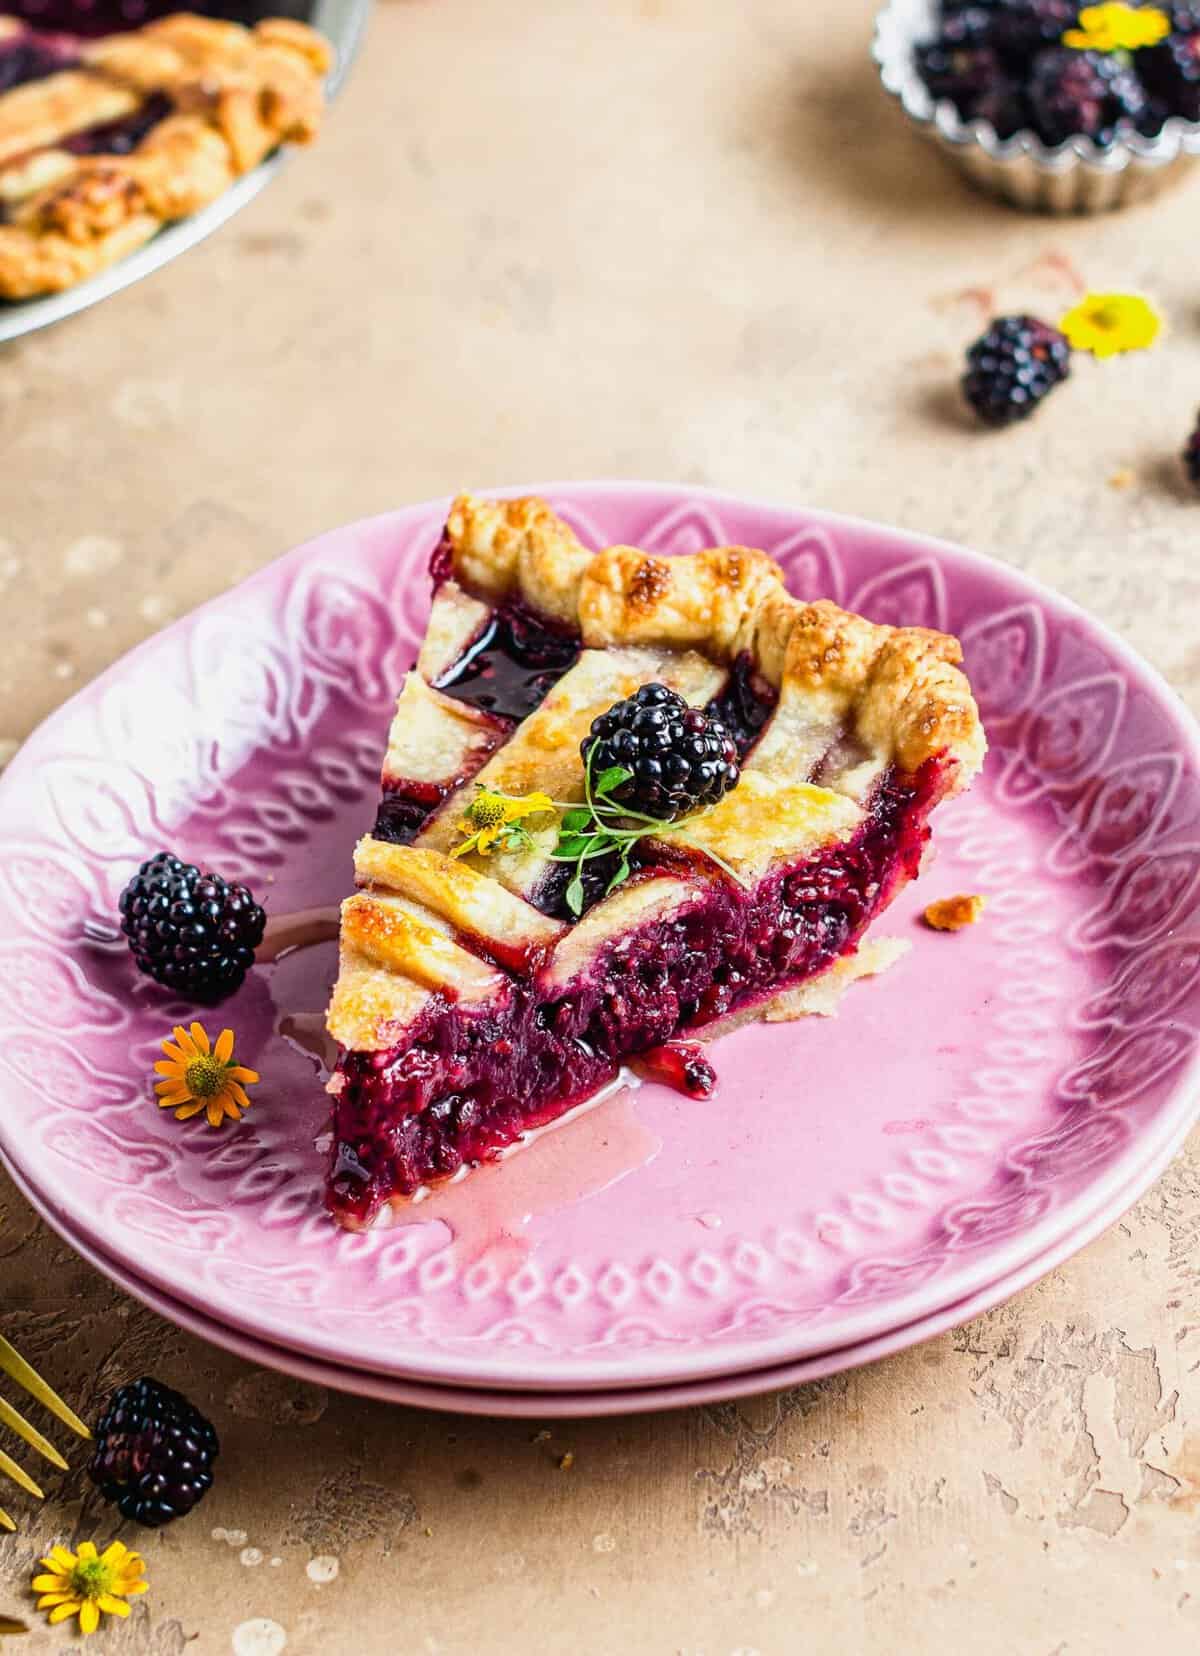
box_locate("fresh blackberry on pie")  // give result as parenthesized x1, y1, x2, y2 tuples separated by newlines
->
(962, 315, 1072, 426)
(321, 494, 987, 1230)
(0, 13, 331, 302)
(119, 851, 266, 1003)
(1027, 45, 1150, 145)
(583, 683, 740, 820)
(89, 1378, 218, 1528)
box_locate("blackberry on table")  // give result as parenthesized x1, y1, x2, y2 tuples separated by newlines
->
(119, 851, 265, 1004)
(89, 1378, 219, 1528)
(1184, 412, 1200, 488)
(1028, 46, 1150, 146)
(962, 315, 1072, 427)
(583, 683, 740, 822)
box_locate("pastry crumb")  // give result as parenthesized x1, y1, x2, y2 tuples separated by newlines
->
(922, 893, 986, 932)
(558, 1451, 575, 1471)
(531, 1429, 551, 1443)
(1108, 466, 1135, 490)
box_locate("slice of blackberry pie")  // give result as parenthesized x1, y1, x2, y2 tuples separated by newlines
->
(325, 494, 987, 1230)
(0, 11, 330, 299)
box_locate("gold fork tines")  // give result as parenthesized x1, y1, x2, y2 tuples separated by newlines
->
(0, 1397, 68, 1473)
(0, 1335, 89, 1441)
(0, 1330, 90, 1530)
(0, 1449, 40, 1502)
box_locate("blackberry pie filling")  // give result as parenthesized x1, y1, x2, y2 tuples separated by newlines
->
(0, 32, 82, 93)
(62, 92, 173, 156)
(324, 493, 987, 1231)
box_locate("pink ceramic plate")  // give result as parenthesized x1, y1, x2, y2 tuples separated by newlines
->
(0, 483, 1198, 1392)
(4, 1098, 1191, 1417)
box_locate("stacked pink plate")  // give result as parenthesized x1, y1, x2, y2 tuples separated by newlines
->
(2, 483, 1197, 1416)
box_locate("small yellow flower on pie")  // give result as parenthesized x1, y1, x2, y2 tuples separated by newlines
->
(450, 787, 556, 859)
(154, 1022, 259, 1128)
(1063, 2, 1170, 50)
(31, 1539, 148, 1637)
(1059, 292, 1163, 358)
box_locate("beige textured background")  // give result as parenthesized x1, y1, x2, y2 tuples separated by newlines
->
(3, 0, 1200, 1649)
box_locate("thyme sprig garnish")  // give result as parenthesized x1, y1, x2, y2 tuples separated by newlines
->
(548, 747, 743, 917)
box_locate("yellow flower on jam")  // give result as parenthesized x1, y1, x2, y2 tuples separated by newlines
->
(154, 1022, 259, 1128)
(31, 1540, 148, 1637)
(1063, 3, 1170, 52)
(450, 786, 556, 860)
(1059, 292, 1163, 358)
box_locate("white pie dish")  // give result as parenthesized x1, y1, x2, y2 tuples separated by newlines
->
(0, 0, 368, 345)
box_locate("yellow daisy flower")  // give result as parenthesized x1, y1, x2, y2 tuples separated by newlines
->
(154, 1022, 259, 1128)
(1060, 292, 1163, 358)
(1063, 3, 1170, 51)
(31, 1539, 148, 1637)
(450, 787, 556, 860)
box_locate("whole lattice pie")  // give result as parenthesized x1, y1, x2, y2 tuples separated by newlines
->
(0, 11, 330, 300)
(324, 495, 988, 1230)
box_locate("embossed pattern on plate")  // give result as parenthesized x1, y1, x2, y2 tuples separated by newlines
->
(8, 1099, 1191, 1417)
(0, 482, 1197, 1392)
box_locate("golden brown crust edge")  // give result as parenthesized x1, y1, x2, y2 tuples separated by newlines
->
(441, 493, 987, 790)
(0, 14, 331, 300)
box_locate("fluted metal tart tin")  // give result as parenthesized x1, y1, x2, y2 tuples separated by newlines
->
(874, 0, 1200, 213)
(0, 0, 369, 346)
